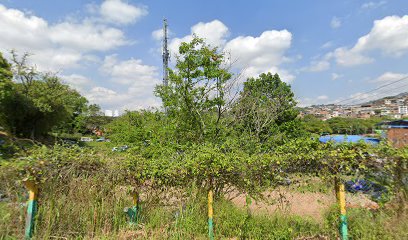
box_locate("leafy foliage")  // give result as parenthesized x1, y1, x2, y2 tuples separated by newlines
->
(0, 51, 99, 139)
(234, 72, 298, 142)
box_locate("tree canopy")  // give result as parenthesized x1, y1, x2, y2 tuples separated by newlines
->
(0, 51, 98, 139)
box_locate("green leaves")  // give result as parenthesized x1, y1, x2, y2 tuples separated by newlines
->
(155, 35, 232, 144)
(233, 72, 299, 144)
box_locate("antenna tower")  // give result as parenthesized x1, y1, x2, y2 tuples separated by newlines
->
(162, 18, 170, 86)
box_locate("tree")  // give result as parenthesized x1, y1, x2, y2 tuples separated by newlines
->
(0, 52, 14, 129)
(0, 52, 13, 102)
(10, 51, 38, 96)
(302, 115, 332, 134)
(234, 72, 298, 143)
(2, 52, 89, 138)
(155, 36, 240, 238)
(155, 36, 232, 144)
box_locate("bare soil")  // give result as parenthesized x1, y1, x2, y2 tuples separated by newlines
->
(228, 189, 378, 222)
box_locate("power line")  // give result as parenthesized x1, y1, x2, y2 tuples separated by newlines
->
(345, 81, 408, 106)
(332, 75, 408, 105)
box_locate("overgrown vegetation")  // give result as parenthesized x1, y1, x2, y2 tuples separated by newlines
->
(0, 37, 407, 239)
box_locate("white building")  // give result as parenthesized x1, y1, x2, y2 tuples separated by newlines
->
(398, 106, 408, 115)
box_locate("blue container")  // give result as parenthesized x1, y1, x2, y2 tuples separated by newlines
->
(318, 135, 380, 145)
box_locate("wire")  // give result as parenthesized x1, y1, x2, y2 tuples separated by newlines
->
(344, 81, 408, 106)
(332, 75, 408, 105)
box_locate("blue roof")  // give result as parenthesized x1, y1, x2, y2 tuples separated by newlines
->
(319, 135, 380, 145)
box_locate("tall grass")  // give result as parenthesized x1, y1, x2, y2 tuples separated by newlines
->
(1, 145, 407, 239)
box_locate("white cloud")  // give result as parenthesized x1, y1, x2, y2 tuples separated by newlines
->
(334, 15, 408, 66)
(167, 20, 294, 82)
(61, 74, 93, 93)
(49, 21, 128, 51)
(302, 53, 333, 72)
(361, 1, 387, 10)
(0, 4, 129, 71)
(152, 28, 163, 41)
(224, 29, 294, 81)
(372, 72, 407, 83)
(191, 20, 230, 46)
(333, 47, 374, 66)
(100, 0, 147, 25)
(331, 73, 343, 80)
(95, 55, 161, 110)
(330, 17, 342, 29)
(305, 60, 330, 72)
(169, 20, 229, 55)
(101, 54, 159, 85)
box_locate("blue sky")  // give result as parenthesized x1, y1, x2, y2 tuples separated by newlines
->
(1, 0, 408, 111)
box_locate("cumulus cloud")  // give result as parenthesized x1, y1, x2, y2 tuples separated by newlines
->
(101, 54, 159, 85)
(334, 15, 408, 66)
(95, 55, 161, 110)
(224, 29, 294, 81)
(165, 20, 294, 82)
(152, 28, 164, 41)
(61, 74, 93, 93)
(169, 20, 229, 55)
(0, 4, 129, 71)
(100, 0, 147, 25)
(330, 17, 342, 29)
(49, 21, 128, 51)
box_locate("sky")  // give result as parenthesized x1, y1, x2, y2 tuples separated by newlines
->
(1, 0, 408, 112)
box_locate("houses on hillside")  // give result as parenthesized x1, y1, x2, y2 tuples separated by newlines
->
(302, 93, 408, 120)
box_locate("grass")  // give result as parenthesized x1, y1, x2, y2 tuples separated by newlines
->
(2, 187, 407, 240)
(1, 143, 407, 239)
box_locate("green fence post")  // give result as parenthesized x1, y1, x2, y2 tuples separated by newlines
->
(23, 180, 38, 240)
(124, 191, 140, 225)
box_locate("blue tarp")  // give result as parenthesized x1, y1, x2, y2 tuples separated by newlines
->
(318, 135, 380, 145)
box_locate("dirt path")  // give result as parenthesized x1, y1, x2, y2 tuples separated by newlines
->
(228, 189, 378, 222)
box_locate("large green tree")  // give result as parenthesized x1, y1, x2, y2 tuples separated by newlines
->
(0, 53, 13, 102)
(234, 72, 299, 143)
(1, 51, 91, 138)
(155, 36, 232, 144)
(0, 53, 14, 130)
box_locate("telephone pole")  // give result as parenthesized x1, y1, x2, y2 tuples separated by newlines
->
(162, 18, 169, 86)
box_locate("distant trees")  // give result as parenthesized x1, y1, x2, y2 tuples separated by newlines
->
(326, 117, 384, 135)
(302, 115, 332, 134)
(0, 51, 98, 139)
(300, 115, 386, 135)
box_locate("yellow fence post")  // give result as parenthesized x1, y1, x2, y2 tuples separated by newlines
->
(335, 179, 348, 240)
(208, 188, 214, 240)
(23, 180, 38, 240)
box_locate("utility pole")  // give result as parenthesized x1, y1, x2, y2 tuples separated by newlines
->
(162, 18, 170, 87)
